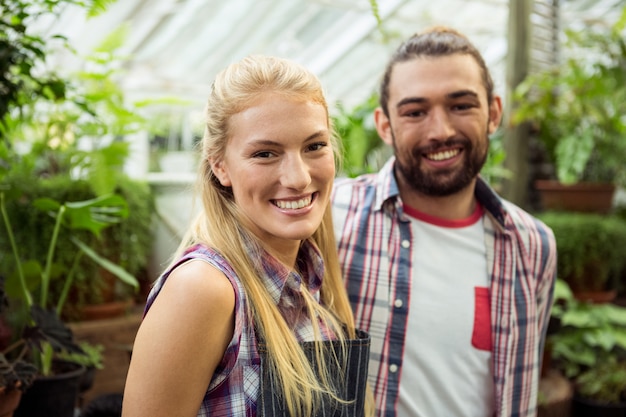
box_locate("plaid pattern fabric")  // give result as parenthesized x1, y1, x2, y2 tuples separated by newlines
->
(145, 240, 332, 416)
(331, 158, 557, 417)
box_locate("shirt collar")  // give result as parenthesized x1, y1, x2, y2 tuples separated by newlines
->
(373, 157, 402, 212)
(253, 239, 325, 305)
(376, 156, 510, 229)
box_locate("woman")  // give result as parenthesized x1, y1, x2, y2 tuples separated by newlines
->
(122, 55, 372, 417)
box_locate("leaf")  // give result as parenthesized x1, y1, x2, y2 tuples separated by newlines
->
(562, 306, 594, 327)
(32, 197, 61, 212)
(0, 358, 38, 391)
(34, 194, 129, 236)
(5, 259, 42, 299)
(22, 305, 82, 354)
(555, 132, 593, 184)
(603, 304, 626, 325)
(583, 328, 615, 351)
(553, 278, 574, 303)
(71, 237, 139, 289)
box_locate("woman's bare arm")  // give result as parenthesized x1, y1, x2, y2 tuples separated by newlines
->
(122, 260, 235, 417)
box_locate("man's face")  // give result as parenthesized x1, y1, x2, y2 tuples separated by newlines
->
(375, 54, 502, 197)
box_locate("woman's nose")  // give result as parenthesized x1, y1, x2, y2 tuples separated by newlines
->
(280, 154, 311, 190)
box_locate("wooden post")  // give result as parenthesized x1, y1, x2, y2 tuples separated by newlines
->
(501, 0, 533, 207)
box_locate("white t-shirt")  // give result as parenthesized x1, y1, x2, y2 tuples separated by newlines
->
(396, 204, 495, 417)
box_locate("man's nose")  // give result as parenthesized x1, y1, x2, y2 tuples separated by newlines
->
(427, 108, 455, 140)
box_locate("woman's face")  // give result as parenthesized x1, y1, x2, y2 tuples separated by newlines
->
(211, 93, 334, 261)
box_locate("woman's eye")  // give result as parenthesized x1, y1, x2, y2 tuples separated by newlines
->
(307, 142, 327, 152)
(252, 151, 273, 158)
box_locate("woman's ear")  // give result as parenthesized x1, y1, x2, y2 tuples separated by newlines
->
(210, 158, 232, 187)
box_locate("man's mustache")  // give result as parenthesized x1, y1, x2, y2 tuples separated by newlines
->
(411, 138, 470, 157)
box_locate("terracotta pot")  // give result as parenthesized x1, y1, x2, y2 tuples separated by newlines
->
(0, 388, 22, 417)
(535, 180, 616, 213)
(573, 289, 618, 304)
(79, 298, 134, 321)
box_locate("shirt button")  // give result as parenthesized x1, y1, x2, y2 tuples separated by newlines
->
(394, 299, 403, 308)
(389, 364, 398, 373)
(401, 240, 410, 248)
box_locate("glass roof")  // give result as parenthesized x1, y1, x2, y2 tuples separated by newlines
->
(35, 0, 625, 111)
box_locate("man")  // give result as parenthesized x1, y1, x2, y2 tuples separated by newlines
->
(331, 27, 557, 417)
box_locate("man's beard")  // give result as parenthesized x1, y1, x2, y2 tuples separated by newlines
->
(392, 131, 489, 197)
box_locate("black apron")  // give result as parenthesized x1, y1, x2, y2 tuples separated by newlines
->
(258, 329, 370, 417)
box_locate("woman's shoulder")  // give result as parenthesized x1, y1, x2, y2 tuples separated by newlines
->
(146, 243, 245, 314)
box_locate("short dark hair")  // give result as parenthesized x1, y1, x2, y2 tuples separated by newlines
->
(379, 26, 495, 116)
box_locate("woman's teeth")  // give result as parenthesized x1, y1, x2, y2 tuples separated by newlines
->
(273, 196, 312, 209)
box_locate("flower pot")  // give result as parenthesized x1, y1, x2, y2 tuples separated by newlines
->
(535, 180, 616, 213)
(572, 395, 626, 417)
(0, 388, 22, 417)
(14, 361, 85, 417)
(79, 298, 134, 321)
(573, 289, 618, 304)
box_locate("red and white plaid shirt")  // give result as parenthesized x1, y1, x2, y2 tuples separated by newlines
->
(331, 158, 557, 417)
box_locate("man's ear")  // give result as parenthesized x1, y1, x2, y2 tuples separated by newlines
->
(210, 158, 231, 187)
(488, 96, 503, 134)
(374, 107, 393, 146)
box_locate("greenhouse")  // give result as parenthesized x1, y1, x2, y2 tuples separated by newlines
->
(1, 0, 626, 416)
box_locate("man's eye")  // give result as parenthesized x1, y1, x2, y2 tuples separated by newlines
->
(403, 109, 425, 117)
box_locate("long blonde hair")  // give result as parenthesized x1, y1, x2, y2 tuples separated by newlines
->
(173, 55, 368, 416)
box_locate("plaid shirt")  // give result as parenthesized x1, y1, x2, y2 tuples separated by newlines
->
(145, 240, 331, 416)
(331, 158, 557, 417)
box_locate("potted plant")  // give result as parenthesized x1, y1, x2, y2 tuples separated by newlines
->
(58, 341, 104, 397)
(538, 211, 626, 302)
(512, 6, 626, 213)
(548, 279, 626, 416)
(1, 12, 162, 322)
(0, 190, 138, 417)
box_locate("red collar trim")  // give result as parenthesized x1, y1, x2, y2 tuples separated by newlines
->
(403, 202, 484, 228)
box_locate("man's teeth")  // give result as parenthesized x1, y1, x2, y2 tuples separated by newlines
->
(426, 149, 460, 161)
(274, 196, 312, 209)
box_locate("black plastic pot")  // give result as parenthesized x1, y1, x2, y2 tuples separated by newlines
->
(14, 360, 85, 417)
(572, 395, 626, 417)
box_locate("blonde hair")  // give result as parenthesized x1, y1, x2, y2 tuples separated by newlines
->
(172, 55, 370, 416)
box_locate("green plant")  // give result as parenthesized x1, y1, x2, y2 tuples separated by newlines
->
(0, 190, 137, 391)
(548, 279, 626, 404)
(57, 341, 104, 370)
(538, 211, 626, 293)
(482, 128, 512, 190)
(512, 6, 626, 187)
(575, 357, 626, 404)
(1, 0, 163, 320)
(0, 0, 118, 139)
(60, 176, 155, 313)
(333, 92, 391, 178)
(2, 25, 156, 198)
